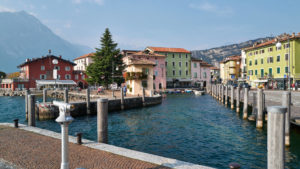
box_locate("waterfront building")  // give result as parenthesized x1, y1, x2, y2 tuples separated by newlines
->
(74, 53, 95, 71)
(123, 56, 155, 96)
(219, 55, 241, 85)
(145, 47, 191, 88)
(240, 49, 247, 80)
(210, 67, 220, 84)
(244, 33, 300, 89)
(191, 58, 212, 88)
(124, 50, 166, 91)
(0, 54, 88, 90)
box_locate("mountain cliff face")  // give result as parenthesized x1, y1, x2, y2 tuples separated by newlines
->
(0, 11, 91, 72)
(191, 37, 273, 66)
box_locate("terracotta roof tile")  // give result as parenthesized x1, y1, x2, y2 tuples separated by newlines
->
(74, 53, 95, 61)
(147, 46, 191, 53)
(132, 51, 165, 57)
(128, 57, 156, 66)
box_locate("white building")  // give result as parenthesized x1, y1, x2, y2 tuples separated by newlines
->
(240, 49, 247, 80)
(73, 53, 95, 71)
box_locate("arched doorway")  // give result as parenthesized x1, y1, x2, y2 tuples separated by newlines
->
(78, 81, 84, 89)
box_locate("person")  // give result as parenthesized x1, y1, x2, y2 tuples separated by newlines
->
(123, 85, 127, 96)
(97, 87, 102, 95)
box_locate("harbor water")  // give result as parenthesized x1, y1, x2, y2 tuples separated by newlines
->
(0, 95, 299, 169)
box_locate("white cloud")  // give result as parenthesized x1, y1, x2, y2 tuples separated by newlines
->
(72, 0, 104, 6)
(0, 6, 15, 12)
(189, 2, 233, 16)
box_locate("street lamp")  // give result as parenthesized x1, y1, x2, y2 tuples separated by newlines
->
(276, 37, 291, 92)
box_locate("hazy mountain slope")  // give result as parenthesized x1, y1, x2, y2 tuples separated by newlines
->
(191, 37, 273, 65)
(0, 11, 92, 72)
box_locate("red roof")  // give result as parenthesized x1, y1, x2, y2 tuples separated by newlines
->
(132, 51, 165, 57)
(74, 53, 95, 61)
(147, 46, 191, 53)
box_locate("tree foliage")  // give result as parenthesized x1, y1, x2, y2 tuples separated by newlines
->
(0, 71, 6, 78)
(86, 28, 125, 87)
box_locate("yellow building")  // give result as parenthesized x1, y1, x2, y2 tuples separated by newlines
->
(220, 55, 241, 84)
(123, 56, 155, 96)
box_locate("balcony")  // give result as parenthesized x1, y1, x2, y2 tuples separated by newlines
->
(229, 68, 236, 75)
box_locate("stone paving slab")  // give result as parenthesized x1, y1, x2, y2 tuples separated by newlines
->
(0, 123, 213, 169)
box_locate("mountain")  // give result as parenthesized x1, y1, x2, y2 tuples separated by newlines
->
(191, 37, 273, 66)
(0, 11, 92, 73)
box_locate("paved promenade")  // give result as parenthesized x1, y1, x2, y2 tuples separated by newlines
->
(0, 124, 212, 169)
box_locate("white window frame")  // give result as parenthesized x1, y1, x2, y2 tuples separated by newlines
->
(41, 65, 45, 70)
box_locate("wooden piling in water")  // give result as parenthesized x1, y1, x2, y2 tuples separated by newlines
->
(25, 89, 30, 120)
(267, 106, 286, 169)
(28, 94, 35, 127)
(236, 86, 240, 113)
(243, 88, 249, 119)
(230, 86, 234, 109)
(43, 88, 47, 103)
(86, 88, 90, 115)
(97, 98, 108, 143)
(225, 85, 228, 106)
(256, 88, 263, 128)
(121, 88, 124, 110)
(282, 91, 291, 146)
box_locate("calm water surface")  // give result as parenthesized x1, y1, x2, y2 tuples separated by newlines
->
(0, 95, 300, 169)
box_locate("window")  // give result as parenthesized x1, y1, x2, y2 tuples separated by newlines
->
(276, 46, 282, 51)
(186, 70, 188, 76)
(165, 62, 168, 66)
(261, 69, 264, 78)
(268, 57, 273, 63)
(186, 54, 188, 58)
(179, 70, 182, 76)
(255, 70, 258, 75)
(75, 74, 79, 80)
(173, 70, 175, 76)
(165, 53, 168, 57)
(141, 80, 147, 88)
(249, 60, 252, 66)
(65, 66, 70, 71)
(284, 43, 290, 49)
(249, 52, 253, 56)
(172, 62, 175, 67)
(248, 70, 253, 75)
(179, 54, 181, 58)
(155, 60, 159, 65)
(261, 58, 264, 64)
(40, 74, 46, 80)
(65, 74, 71, 80)
(41, 65, 45, 70)
(54, 66, 60, 70)
(81, 75, 85, 80)
(255, 60, 258, 65)
(204, 72, 207, 78)
(268, 47, 273, 52)
(285, 67, 288, 73)
(285, 54, 289, 61)
(142, 68, 149, 75)
(155, 71, 158, 76)
(194, 62, 197, 68)
(277, 67, 280, 74)
(179, 62, 182, 67)
(194, 72, 197, 78)
(277, 55, 280, 62)
(172, 54, 175, 58)
(255, 51, 258, 55)
(269, 68, 273, 75)
(261, 49, 265, 54)
(186, 62, 188, 67)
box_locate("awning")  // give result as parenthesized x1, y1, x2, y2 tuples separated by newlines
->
(253, 79, 268, 83)
(36, 80, 77, 85)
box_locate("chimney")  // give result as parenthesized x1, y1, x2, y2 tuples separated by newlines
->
(26, 58, 29, 62)
(59, 55, 62, 59)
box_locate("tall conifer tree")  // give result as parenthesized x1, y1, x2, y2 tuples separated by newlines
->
(86, 28, 125, 87)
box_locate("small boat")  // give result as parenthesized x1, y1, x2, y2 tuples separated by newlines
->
(291, 117, 300, 128)
(194, 90, 204, 96)
(185, 89, 193, 93)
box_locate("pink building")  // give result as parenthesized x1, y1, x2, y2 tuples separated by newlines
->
(191, 58, 212, 88)
(124, 50, 166, 91)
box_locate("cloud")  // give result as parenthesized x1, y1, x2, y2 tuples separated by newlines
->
(189, 2, 233, 16)
(0, 6, 15, 12)
(72, 0, 104, 6)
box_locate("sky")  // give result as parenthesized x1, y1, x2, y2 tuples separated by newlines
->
(0, 0, 300, 51)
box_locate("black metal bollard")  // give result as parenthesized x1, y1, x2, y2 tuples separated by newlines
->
(76, 132, 82, 145)
(13, 119, 19, 128)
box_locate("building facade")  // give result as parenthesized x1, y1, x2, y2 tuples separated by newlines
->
(124, 50, 166, 91)
(191, 58, 212, 88)
(219, 55, 241, 85)
(74, 53, 95, 71)
(145, 47, 191, 88)
(244, 33, 300, 89)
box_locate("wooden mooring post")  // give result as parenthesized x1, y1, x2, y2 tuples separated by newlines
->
(282, 91, 291, 146)
(25, 89, 30, 120)
(43, 88, 47, 103)
(86, 88, 90, 115)
(230, 86, 234, 109)
(97, 98, 108, 143)
(236, 86, 240, 113)
(267, 106, 286, 169)
(256, 88, 263, 128)
(121, 88, 125, 110)
(28, 94, 35, 127)
(243, 87, 249, 119)
(225, 85, 228, 106)
(142, 87, 146, 106)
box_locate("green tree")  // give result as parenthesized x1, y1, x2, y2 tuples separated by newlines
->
(86, 28, 125, 87)
(0, 71, 6, 78)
